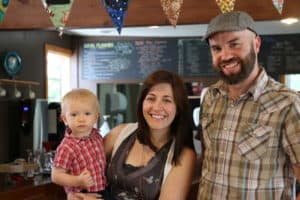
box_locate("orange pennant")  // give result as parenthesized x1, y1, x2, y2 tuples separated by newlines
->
(272, 0, 284, 14)
(215, 0, 236, 13)
(160, 0, 183, 27)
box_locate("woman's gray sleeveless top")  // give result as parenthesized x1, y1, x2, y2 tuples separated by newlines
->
(106, 132, 171, 200)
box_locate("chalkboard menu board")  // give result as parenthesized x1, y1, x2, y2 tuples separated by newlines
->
(80, 38, 217, 81)
(259, 34, 300, 74)
(178, 38, 216, 77)
(80, 34, 300, 81)
(81, 39, 178, 80)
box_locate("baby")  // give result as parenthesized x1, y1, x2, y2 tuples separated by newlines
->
(51, 88, 109, 199)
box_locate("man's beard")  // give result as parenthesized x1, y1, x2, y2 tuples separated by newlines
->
(214, 46, 256, 85)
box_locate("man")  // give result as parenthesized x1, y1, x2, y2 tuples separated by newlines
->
(197, 11, 300, 200)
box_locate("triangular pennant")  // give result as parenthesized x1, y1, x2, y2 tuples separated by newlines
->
(215, 0, 236, 13)
(272, 0, 284, 14)
(0, 0, 9, 23)
(160, 0, 183, 27)
(101, 0, 130, 34)
(42, 0, 74, 31)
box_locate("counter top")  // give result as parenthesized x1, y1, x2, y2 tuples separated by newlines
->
(0, 174, 66, 200)
(0, 162, 38, 173)
(0, 174, 51, 192)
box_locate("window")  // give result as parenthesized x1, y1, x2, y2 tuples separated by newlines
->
(284, 74, 300, 91)
(45, 44, 72, 103)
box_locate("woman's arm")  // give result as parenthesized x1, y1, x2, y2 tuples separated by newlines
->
(68, 192, 102, 200)
(103, 123, 128, 159)
(159, 147, 197, 200)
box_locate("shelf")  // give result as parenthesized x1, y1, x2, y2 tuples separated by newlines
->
(0, 79, 40, 86)
(0, 162, 38, 173)
(188, 95, 200, 99)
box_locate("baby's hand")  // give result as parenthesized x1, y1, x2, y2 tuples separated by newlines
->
(78, 168, 94, 188)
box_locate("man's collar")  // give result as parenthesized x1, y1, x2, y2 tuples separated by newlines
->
(211, 67, 269, 101)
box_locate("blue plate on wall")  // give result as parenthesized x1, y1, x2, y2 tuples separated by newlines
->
(3, 51, 22, 78)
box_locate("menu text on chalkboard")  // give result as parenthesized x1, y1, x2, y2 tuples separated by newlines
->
(80, 34, 300, 81)
(81, 39, 178, 80)
(259, 34, 300, 74)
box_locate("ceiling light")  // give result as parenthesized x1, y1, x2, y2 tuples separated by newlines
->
(280, 18, 299, 25)
(99, 29, 114, 34)
(148, 26, 160, 29)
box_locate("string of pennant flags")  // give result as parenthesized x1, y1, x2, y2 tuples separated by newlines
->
(0, 0, 286, 34)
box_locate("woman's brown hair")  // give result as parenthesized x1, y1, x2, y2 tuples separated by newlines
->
(136, 69, 194, 165)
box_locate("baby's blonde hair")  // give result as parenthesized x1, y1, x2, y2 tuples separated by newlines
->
(61, 88, 100, 114)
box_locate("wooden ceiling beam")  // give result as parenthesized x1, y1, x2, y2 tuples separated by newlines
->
(0, 0, 300, 30)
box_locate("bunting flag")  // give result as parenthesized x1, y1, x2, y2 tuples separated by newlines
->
(272, 0, 284, 14)
(101, 0, 130, 34)
(42, 0, 74, 34)
(0, 0, 9, 23)
(215, 0, 236, 13)
(160, 0, 183, 27)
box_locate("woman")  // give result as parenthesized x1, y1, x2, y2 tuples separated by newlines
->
(70, 69, 196, 200)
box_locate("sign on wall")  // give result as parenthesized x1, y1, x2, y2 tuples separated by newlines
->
(80, 34, 300, 81)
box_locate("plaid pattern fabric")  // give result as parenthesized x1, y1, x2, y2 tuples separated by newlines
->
(53, 128, 107, 193)
(198, 68, 300, 200)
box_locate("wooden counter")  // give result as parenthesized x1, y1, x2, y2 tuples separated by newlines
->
(0, 172, 199, 200)
(0, 175, 66, 200)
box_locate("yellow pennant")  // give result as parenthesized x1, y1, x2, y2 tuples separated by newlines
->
(160, 0, 183, 27)
(216, 0, 236, 13)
